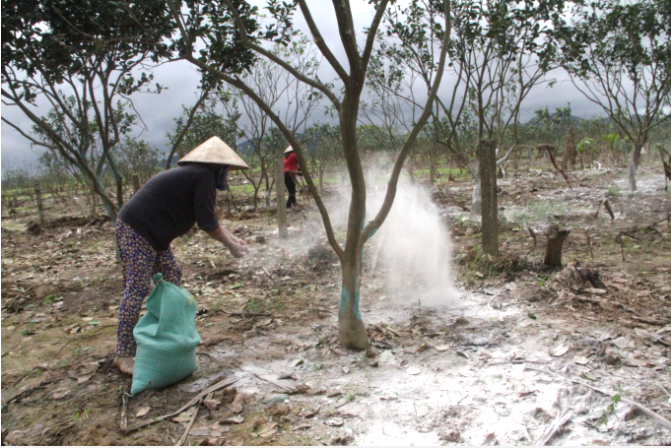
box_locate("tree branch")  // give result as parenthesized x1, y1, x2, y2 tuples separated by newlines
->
(223, 0, 341, 109)
(361, 0, 389, 72)
(331, 0, 361, 79)
(297, 0, 349, 82)
(165, 87, 212, 169)
(362, 1, 451, 245)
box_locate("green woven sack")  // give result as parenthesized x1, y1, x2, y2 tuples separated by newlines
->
(131, 273, 201, 395)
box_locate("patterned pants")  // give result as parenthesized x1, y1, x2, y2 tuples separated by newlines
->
(115, 219, 182, 357)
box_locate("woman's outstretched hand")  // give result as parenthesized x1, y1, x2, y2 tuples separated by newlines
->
(227, 239, 249, 258)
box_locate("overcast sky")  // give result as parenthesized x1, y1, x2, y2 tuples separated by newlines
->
(0, 0, 605, 174)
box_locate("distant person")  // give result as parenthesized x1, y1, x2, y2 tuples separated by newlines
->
(283, 146, 301, 208)
(113, 137, 249, 375)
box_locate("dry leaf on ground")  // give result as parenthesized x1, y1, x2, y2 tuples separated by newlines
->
(257, 422, 278, 439)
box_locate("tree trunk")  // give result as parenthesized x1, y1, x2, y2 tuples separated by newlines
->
(628, 141, 645, 191)
(90, 185, 97, 218)
(318, 166, 324, 196)
(544, 225, 570, 267)
(35, 185, 45, 226)
(562, 127, 577, 171)
(275, 157, 287, 238)
(265, 189, 272, 209)
(337, 98, 368, 350)
(265, 173, 272, 209)
(339, 257, 368, 350)
(429, 154, 436, 185)
(132, 174, 140, 196)
(252, 187, 259, 210)
(116, 176, 124, 209)
(477, 139, 499, 256)
(512, 147, 520, 170)
(471, 160, 482, 215)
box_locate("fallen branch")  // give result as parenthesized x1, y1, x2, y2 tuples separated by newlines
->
(2, 286, 34, 312)
(176, 401, 201, 446)
(525, 367, 671, 430)
(631, 315, 669, 326)
(252, 373, 299, 393)
(120, 374, 243, 434)
(120, 388, 129, 432)
(534, 408, 573, 446)
(1, 376, 65, 406)
(217, 310, 272, 318)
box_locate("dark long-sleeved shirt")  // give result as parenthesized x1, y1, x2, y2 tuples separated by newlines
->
(118, 164, 219, 252)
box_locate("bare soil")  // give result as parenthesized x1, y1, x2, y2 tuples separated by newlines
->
(2, 165, 671, 446)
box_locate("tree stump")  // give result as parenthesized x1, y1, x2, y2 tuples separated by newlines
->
(544, 225, 570, 267)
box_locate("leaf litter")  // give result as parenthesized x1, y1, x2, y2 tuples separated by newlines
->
(1, 166, 670, 445)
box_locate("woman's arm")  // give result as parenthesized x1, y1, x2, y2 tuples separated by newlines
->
(207, 225, 249, 258)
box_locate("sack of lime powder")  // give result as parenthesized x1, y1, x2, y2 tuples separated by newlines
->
(131, 273, 200, 395)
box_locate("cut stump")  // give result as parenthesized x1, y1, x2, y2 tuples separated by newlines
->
(544, 225, 570, 267)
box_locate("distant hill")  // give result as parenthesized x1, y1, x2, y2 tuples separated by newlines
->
(523, 113, 586, 127)
(524, 113, 614, 127)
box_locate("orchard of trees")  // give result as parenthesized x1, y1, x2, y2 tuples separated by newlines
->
(2, 0, 670, 349)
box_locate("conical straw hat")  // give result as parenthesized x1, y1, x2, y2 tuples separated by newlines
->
(284, 146, 294, 154)
(178, 136, 249, 170)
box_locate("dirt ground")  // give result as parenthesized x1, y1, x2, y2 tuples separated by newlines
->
(2, 164, 671, 446)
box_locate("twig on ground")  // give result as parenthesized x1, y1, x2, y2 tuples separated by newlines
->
(47, 335, 77, 369)
(534, 408, 573, 446)
(1, 376, 65, 406)
(631, 315, 668, 326)
(252, 372, 299, 393)
(2, 335, 74, 393)
(525, 366, 671, 430)
(120, 374, 243, 434)
(176, 401, 201, 446)
(217, 310, 272, 318)
(120, 387, 129, 433)
(660, 385, 671, 400)
(2, 286, 34, 312)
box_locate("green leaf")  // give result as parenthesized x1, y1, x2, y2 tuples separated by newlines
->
(581, 372, 596, 381)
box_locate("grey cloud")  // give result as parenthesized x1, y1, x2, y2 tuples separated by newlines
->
(1, 0, 609, 173)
